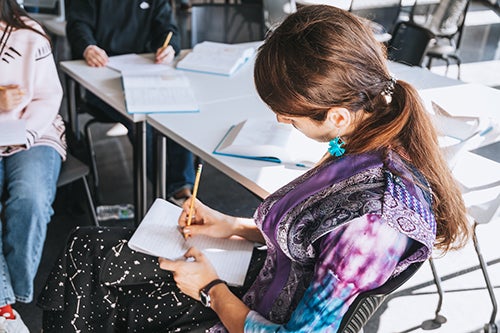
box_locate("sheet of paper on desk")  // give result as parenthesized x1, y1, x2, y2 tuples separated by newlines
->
(128, 198, 254, 286)
(121, 69, 199, 113)
(0, 119, 27, 146)
(108, 54, 172, 74)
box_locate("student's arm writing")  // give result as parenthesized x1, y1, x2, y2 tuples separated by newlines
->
(178, 198, 265, 244)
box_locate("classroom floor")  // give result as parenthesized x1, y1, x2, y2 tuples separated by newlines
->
(13, 1, 500, 332)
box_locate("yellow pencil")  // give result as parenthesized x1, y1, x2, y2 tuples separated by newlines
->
(161, 31, 173, 50)
(186, 163, 203, 228)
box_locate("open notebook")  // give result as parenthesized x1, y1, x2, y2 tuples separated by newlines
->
(128, 199, 254, 286)
(121, 71, 199, 114)
(176, 41, 256, 76)
(213, 118, 328, 168)
(107, 54, 199, 114)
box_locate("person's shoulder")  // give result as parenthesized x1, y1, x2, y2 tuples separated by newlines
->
(20, 15, 44, 33)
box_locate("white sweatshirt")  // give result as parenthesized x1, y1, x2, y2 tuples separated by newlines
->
(0, 17, 66, 159)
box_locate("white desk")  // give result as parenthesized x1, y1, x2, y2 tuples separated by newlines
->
(60, 54, 500, 213)
(59, 60, 149, 222)
(148, 59, 499, 199)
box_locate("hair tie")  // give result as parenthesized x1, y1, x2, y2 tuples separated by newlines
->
(380, 74, 397, 104)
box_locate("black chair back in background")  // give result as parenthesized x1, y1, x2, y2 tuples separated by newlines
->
(387, 20, 434, 67)
(349, 0, 402, 40)
(190, 3, 265, 48)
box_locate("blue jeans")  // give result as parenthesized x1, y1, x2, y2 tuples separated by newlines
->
(86, 92, 195, 197)
(0, 146, 61, 306)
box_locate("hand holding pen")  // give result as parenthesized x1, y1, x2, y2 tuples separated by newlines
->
(155, 31, 175, 64)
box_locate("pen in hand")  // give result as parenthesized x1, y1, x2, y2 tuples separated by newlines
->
(185, 163, 203, 238)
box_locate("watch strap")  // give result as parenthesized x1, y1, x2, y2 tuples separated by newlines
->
(200, 279, 226, 307)
(201, 278, 226, 294)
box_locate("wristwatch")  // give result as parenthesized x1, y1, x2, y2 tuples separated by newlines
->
(199, 279, 227, 308)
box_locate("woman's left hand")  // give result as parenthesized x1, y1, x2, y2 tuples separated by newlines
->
(155, 45, 175, 64)
(158, 247, 219, 300)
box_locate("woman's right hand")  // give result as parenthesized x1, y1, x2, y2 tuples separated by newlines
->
(178, 198, 237, 239)
(0, 85, 24, 111)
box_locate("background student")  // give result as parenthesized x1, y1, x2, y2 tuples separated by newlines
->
(39, 5, 471, 332)
(0, 0, 65, 331)
(66, 0, 195, 203)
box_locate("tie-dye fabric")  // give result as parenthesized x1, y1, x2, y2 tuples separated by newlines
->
(210, 150, 436, 332)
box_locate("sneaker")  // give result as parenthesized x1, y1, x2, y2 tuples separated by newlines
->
(168, 188, 191, 207)
(0, 311, 29, 333)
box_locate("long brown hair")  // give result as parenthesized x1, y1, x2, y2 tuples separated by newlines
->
(254, 5, 470, 252)
(0, 0, 50, 42)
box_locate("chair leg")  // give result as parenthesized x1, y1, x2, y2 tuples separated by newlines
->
(426, 56, 433, 70)
(85, 119, 102, 205)
(450, 54, 462, 80)
(472, 221, 498, 333)
(421, 258, 448, 329)
(81, 175, 99, 226)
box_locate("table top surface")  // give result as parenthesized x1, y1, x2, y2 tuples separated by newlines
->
(61, 52, 500, 202)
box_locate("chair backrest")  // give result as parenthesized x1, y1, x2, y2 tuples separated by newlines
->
(190, 3, 265, 48)
(338, 261, 423, 333)
(411, 0, 470, 37)
(262, 0, 297, 30)
(349, 0, 402, 35)
(387, 20, 434, 67)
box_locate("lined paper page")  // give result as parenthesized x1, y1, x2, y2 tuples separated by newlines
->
(121, 71, 198, 113)
(128, 199, 254, 285)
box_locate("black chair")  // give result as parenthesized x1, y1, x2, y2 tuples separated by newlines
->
(338, 261, 423, 332)
(58, 153, 99, 226)
(190, 3, 265, 48)
(387, 20, 434, 67)
(409, 0, 471, 79)
(349, 0, 403, 43)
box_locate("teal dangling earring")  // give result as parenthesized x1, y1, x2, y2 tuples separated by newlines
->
(328, 136, 345, 157)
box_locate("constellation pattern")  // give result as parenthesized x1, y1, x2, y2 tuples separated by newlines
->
(38, 226, 221, 332)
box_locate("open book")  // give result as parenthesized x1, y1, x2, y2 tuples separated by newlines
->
(121, 69, 199, 114)
(128, 198, 254, 286)
(176, 41, 255, 76)
(213, 118, 328, 167)
(0, 119, 27, 146)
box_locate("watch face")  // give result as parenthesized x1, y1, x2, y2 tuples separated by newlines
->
(200, 290, 211, 307)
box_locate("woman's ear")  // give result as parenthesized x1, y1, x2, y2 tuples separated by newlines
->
(326, 107, 352, 130)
